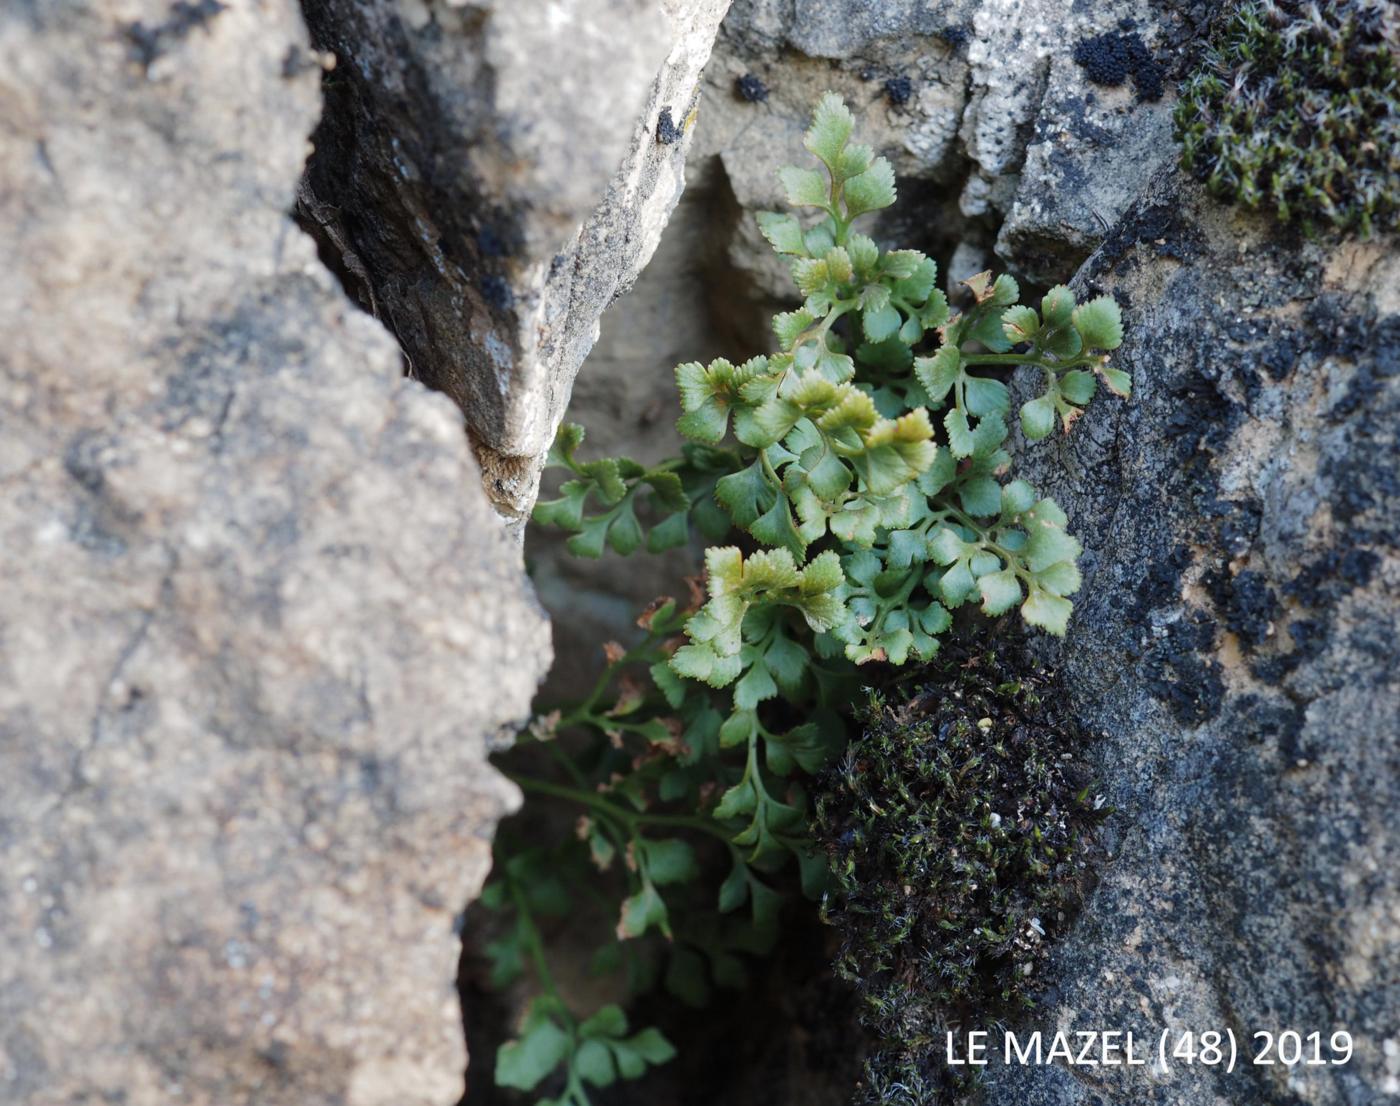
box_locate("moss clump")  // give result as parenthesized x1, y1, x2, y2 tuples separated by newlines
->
(1175, 0, 1399, 236)
(813, 643, 1102, 1105)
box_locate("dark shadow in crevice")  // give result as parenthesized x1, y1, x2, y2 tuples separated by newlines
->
(457, 848, 864, 1106)
(295, 0, 519, 427)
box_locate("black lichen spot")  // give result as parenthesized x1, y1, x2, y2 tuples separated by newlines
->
(123, 0, 226, 68)
(1286, 547, 1380, 605)
(1121, 34, 1166, 100)
(939, 26, 970, 48)
(1132, 544, 1190, 623)
(1203, 565, 1280, 650)
(476, 221, 519, 260)
(655, 107, 683, 145)
(1260, 335, 1300, 382)
(480, 274, 514, 313)
(1303, 292, 1392, 369)
(735, 73, 769, 103)
(1143, 610, 1226, 725)
(814, 641, 1104, 1105)
(1125, 364, 1246, 724)
(1216, 498, 1262, 558)
(1092, 198, 1200, 271)
(1326, 437, 1400, 526)
(1270, 701, 1311, 763)
(882, 76, 914, 106)
(1175, 0, 1400, 235)
(63, 431, 110, 495)
(1304, 311, 1400, 539)
(1163, 367, 1242, 464)
(1072, 30, 1165, 101)
(123, 23, 163, 67)
(1247, 652, 1292, 686)
(1288, 617, 1328, 662)
(1074, 34, 1130, 85)
(280, 44, 316, 79)
(1340, 548, 1382, 588)
(169, 0, 226, 32)
(1231, 694, 1308, 750)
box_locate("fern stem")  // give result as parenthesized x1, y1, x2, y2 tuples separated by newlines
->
(508, 874, 564, 1005)
(505, 772, 734, 842)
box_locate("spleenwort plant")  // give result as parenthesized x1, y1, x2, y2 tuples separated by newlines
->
(482, 93, 1130, 1104)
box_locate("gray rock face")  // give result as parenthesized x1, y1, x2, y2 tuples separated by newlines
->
(697, 0, 1194, 293)
(993, 53, 1178, 286)
(0, 2, 548, 1103)
(990, 177, 1400, 1106)
(298, 0, 732, 523)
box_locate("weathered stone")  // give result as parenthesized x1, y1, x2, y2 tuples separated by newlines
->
(992, 39, 1177, 285)
(305, 0, 1186, 533)
(987, 172, 1400, 1105)
(299, 0, 733, 524)
(688, 10, 973, 297)
(0, 2, 549, 1103)
(689, 0, 1191, 293)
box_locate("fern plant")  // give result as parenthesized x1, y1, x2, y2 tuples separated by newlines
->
(481, 92, 1129, 1104)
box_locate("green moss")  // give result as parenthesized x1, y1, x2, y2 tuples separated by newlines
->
(1174, 0, 1399, 236)
(813, 643, 1102, 1104)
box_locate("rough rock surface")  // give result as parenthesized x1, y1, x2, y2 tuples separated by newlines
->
(0, 2, 548, 1103)
(527, 0, 1198, 689)
(299, 0, 733, 523)
(697, 0, 1201, 294)
(988, 175, 1400, 1106)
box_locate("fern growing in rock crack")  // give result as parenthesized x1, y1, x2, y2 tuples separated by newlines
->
(481, 92, 1129, 1105)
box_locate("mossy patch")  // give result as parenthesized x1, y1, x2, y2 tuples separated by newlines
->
(1174, 0, 1399, 236)
(813, 642, 1104, 1105)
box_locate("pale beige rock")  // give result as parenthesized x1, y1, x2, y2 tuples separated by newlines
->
(0, 2, 548, 1103)
(686, 0, 1185, 294)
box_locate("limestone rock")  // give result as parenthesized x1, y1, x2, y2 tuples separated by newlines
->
(0, 2, 549, 1103)
(688, 0, 1192, 296)
(299, 0, 733, 523)
(988, 2, 1194, 286)
(527, 178, 727, 698)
